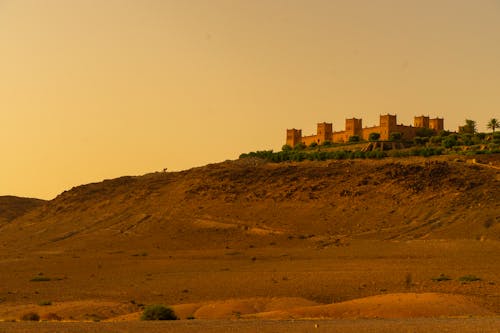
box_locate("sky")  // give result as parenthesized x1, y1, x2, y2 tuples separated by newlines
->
(1, 0, 499, 200)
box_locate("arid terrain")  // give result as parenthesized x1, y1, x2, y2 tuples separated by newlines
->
(0, 154, 499, 332)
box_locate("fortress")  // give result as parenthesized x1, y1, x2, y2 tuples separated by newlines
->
(286, 114, 444, 147)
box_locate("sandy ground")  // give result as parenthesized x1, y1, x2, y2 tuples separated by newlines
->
(1, 318, 500, 333)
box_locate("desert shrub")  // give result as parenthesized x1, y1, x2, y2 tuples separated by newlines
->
(21, 312, 40, 321)
(413, 137, 425, 145)
(368, 132, 380, 141)
(30, 277, 51, 282)
(309, 142, 318, 148)
(366, 150, 387, 159)
(389, 132, 402, 141)
(348, 135, 360, 142)
(141, 305, 178, 321)
(442, 136, 457, 148)
(458, 275, 481, 283)
(294, 143, 306, 150)
(430, 136, 442, 144)
(38, 300, 52, 306)
(321, 140, 332, 147)
(493, 132, 500, 144)
(416, 127, 435, 137)
(461, 133, 474, 146)
(432, 274, 452, 282)
(475, 132, 486, 141)
(281, 144, 292, 151)
(353, 150, 366, 159)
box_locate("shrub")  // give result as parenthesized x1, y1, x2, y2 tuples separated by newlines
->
(321, 140, 332, 147)
(458, 275, 481, 283)
(21, 312, 40, 321)
(430, 136, 442, 144)
(30, 277, 51, 282)
(309, 142, 318, 148)
(442, 136, 457, 148)
(368, 132, 380, 141)
(140, 305, 178, 321)
(38, 300, 52, 306)
(461, 133, 474, 146)
(348, 135, 360, 142)
(416, 127, 435, 137)
(389, 132, 402, 141)
(493, 132, 500, 144)
(281, 144, 292, 151)
(432, 274, 452, 282)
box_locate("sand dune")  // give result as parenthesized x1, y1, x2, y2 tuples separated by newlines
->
(250, 293, 493, 319)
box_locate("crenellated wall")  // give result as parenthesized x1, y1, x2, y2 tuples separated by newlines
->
(286, 114, 444, 146)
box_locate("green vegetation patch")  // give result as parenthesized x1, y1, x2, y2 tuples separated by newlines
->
(140, 304, 178, 321)
(458, 275, 481, 283)
(30, 277, 51, 282)
(432, 274, 452, 282)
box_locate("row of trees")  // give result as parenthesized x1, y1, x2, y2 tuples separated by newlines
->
(460, 118, 498, 134)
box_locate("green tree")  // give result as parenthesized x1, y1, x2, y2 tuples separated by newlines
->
(348, 135, 360, 142)
(416, 127, 435, 137)
(368, 132, 380, 141)
(389, 132, 402, 141)
(487, 118, 499, 132)
(459, 119, 476, 134)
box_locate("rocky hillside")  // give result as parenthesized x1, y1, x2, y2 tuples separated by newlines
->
(0, 196, 46, 226)
(0, 155, 498, 252)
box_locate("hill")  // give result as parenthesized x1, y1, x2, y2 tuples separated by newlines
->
(1, 155, 498, 253)
(0, 154, 499, 325)
(0, 196, 46, 227)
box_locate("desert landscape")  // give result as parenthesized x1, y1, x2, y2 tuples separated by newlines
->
(0, 154, 499, 332)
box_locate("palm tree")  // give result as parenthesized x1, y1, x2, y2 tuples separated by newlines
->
(487, 118, 498, 132)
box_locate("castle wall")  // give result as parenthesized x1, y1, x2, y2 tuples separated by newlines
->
(332, 131, 350, 143)
(395, 124, 418, 140)
(302, 134, 319, 146)
(286, 114, 444, 145)
(361, 126, 383, 141)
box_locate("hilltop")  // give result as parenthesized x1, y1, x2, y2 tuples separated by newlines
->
(0, 196, 46, 227)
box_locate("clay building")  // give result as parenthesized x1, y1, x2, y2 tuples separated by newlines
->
(286, 114, 444, 147)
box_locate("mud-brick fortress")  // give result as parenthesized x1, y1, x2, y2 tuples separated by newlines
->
(286, 114, 444, 147)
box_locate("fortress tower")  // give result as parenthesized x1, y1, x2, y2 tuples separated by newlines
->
(345, 118, 363, 137)
(414, 116, 430, 128)
(316, 122, 333, 144)
(286, 129, 302, 147)
(429, 118, 444, 132)
(379, 114, 397, 139)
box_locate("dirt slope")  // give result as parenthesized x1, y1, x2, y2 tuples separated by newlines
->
(0, 196, 45, 227)
(0, 155, 498, 253)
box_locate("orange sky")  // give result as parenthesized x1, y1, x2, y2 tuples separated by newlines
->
(1, 0, 499, 199)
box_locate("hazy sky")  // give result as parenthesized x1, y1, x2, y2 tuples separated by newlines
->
(1, 0, 499, 199)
